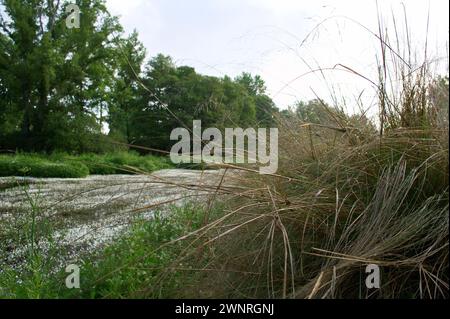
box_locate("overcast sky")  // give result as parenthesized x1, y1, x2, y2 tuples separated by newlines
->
(106, 0, 449, 115)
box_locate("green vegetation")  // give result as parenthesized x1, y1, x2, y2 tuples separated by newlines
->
(0, 203, 214, 299)
(0, 152, 172, 178)
(149, 73, 447, 298)
(75, 204, 210, 299)
(0, 0, 277, 154)
(0, 154, 90, 178)
(57, 152, 173, 175)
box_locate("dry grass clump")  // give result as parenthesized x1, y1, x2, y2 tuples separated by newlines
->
(176, 120, 448, 299)
(157, 14, 448, 299)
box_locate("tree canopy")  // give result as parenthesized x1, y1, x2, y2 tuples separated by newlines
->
(0, 0, 279, 154)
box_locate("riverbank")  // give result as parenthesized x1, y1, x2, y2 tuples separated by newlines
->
(0, 169, 233, 298)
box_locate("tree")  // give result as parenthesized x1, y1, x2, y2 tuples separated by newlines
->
(254, 94, 278, 127)
(235, 72, 278, 127)
(108, 30, 146, 144)
(235, 72, 266, 96)
(126, 57, 263, 152)
(294, 99, 337, 125)
(0, 2, 277, 154)
(0, 0, 122, 152)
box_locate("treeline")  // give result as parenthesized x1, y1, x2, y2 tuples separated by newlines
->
(0, 0, 278, 154)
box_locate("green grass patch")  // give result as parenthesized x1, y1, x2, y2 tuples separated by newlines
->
(0, 203, 216, 299)
(0, 152, 173, 178)
(0, 154, 89, 178)
(73, 152, 173, 175)
(73, 204, 208, 299)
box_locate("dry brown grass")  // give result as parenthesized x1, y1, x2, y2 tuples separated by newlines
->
(140, 11, 449, 299)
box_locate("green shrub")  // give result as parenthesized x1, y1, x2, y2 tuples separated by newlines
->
(0, 155, 89, 178)
(83, 152, 173, 175)
(0, 157, 16, 176)
(28, 162, 89, 178)
(0, 152, 173, 178)
(75, 153, 118, 175)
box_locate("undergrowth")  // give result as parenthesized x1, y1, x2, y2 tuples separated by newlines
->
(0, 152, 173, 178)
(0, 203, 215, 299)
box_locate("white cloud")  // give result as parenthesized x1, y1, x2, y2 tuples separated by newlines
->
(106, 0, 145, 16)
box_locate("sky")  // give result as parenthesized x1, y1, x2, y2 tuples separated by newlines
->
(106, 0, 449, 115)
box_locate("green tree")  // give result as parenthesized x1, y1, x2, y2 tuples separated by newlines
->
(0, 2, 276, 154)
(129, 57, 261, 152)
(235, 72, 278, 127)
(108, 30, 146, 145)
(294, 99, 337, 125)
(235, 72, 266, 96)
(0, 0, 122, 152)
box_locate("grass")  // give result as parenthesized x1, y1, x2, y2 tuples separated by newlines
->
(75, 204, 210, 299)
(161, 109, 448, 299)
(0, 203, 216, 299)
(0, 154, 90, 178)
(0, 151, 173, 178)
(0, 183, 59, 298)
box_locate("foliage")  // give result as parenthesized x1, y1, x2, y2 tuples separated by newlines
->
(0, 0, 122, 153)
(0, 154, 89, 178)
(0, 203, 212, 299)
(0, 152, 172, 177)
(0, 1, 278, 154)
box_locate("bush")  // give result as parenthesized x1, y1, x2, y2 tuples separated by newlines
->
(79, 152, 172, 175)
(27, 162, 89, 178)
(0, 152, 173, 178)
(0, 155, 89, 178)
(75, 153, 118, 175)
